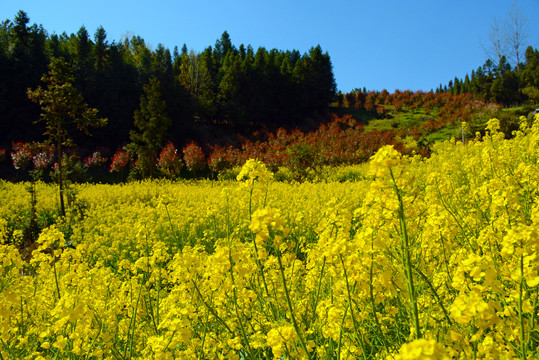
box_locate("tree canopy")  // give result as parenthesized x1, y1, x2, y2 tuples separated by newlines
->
(0, 10, 337, 153)
(438, 46, 539, 106)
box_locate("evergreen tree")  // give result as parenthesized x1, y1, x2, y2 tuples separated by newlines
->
(464, 74, 470, 93)
(198, 47, 219, 121)
(47, 33, 63, 58)
(215, 31, 233, 62)
(27, 57, 107, 216)
(92, 40, 140, 149)
(130, 77, 171, 178)
(520, 46, 539, 103)
(453, 77, 461, 95)
(219, 51, 245, 128)
(74, 26, 93, 91)
(3, 11, 48, 142)
(491, 66, 519, 105)
(304, 45, 337, 112)
(94, 26, 108, 72)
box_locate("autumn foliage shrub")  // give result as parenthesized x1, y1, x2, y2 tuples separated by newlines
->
(4, 92, 502, 183)
(182, 141, 206, 176)
(109, 149, 130, 173)
(82, 152, 107, 168)
(157, 142, 183, 179)
(11, 142, 55, 172)
(206, 115, 404, 179)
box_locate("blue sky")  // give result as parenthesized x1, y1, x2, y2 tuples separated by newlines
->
(2, 0, 538, 93)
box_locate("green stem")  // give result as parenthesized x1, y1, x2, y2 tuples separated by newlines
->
(247, 181, 278, 320)
(248, 187, 254, 221)
(337, 303, 349, 360)
(29, 178, 38, 243)
(85, 307, 104, 359)
(390, 168, 421, 339)
(125, 281, 143, 360)
(163, 203, 181, 250)
(0, 339, 7, 360)
(250, 229, 278, 320)
(228, 247, 255, 359)
(198, 301, 211, 360)
(57, 131, 65, 217)
(156, 271, 161, 333)
(439, 234, 454, 285)
(530, 287, 538, 352)
(340, 254, 368, 360)
(518, 254, 526, 360)
(277, 254, 311, 360)
(369, 255, 388, 351)
(52, 260, 61, 300)
(411, 264, 452, 326)
(307, 257, 326, 329)
(191, 280, 234, 336)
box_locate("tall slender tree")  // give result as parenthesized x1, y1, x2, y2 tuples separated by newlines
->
(130, 77, 171, 178)
(93, 26, 108, 72)
(28, 57, 107, 216)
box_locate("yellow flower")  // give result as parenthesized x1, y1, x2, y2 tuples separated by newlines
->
(396, 339, 449, 360)
(485, 118, 500, 134)
(461, 121, 469, 133)
(370, 145, 402, 174)
(267, 326, 297, 358)
(37, 225, 65, 249)
(53, 335, 67, 349)
(236, 158, 273, 187)
(250, 207, 289, 255)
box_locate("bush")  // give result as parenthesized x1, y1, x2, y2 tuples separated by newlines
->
(217, 166, 241, 181)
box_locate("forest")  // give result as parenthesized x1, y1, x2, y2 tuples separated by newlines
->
(436, 47, 539, 106)
(0, 10, 336, 153)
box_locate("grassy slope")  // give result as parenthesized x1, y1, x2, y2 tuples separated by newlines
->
(332, 102, 538, 145)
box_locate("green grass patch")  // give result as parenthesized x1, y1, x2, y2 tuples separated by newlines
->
(425, 125, 460, 143)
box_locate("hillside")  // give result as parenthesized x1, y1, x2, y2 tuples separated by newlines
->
(336, 89, 536, 135)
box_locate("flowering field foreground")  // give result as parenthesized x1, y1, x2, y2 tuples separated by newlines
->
(1, 117, 539, 359)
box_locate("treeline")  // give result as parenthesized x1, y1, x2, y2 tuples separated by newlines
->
(0, 10, 336, 152)
(436, 47, 539, 106)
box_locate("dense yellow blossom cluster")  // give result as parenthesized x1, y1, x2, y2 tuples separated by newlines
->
(0, 116, 538, 359)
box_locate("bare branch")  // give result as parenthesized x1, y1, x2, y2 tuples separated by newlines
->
(504, 0, 528, 67)
(482, 1, 529, 68)
(487, 17, 507, 66)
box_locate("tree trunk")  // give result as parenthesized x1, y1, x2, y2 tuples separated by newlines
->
(57, 124, 65, 217)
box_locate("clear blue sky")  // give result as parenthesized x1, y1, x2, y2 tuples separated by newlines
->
(2, 0, 538, 93)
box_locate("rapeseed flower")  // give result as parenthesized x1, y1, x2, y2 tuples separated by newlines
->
(0, 116, 538, 358)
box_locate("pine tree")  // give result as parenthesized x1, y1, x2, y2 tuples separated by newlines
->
(74, 26, 92, 90)
(94, 26, 108, 72)
(27, 57, 107, 216)
(130, 77, 171, 178)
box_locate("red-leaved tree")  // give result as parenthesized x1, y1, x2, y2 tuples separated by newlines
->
(157, 142, 183, 179)
(182, 142, 206, 177)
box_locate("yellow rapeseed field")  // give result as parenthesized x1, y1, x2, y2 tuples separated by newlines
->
(0, 116, 538, 359)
